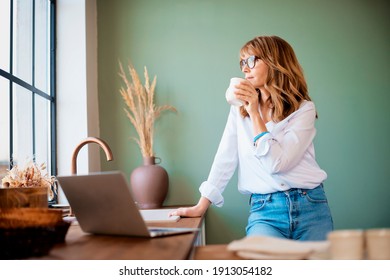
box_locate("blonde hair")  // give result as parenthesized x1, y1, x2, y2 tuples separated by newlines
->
(239, 36, 313, 121)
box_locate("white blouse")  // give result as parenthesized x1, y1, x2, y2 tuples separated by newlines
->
(199, 100, 327, 207)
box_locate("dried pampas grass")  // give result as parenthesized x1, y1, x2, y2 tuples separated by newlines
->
(119, 62, 177, 157)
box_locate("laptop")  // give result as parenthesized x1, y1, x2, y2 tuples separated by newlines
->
(57, 171, 198, 238)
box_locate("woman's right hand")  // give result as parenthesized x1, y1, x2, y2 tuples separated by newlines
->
(234, 79, 259, 116)
(169, 197, 211, 217)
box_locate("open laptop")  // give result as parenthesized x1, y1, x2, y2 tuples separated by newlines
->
(57, 171, 198, 238)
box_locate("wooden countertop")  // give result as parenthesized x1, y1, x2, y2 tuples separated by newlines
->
(193, 245, 242, 260)
(38, 216, 203, 260)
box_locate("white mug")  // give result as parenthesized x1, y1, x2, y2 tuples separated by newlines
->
(225, 77, 245, 106)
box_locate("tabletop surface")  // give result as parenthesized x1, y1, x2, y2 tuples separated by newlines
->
(37, 215, 204, 260)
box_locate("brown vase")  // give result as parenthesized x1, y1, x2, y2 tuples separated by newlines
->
(130, 156, 169, 209)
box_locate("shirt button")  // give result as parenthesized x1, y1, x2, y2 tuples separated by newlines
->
(281, 183, 285, 186)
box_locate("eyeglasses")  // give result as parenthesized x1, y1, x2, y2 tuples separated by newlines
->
(239, 55, 259, 71)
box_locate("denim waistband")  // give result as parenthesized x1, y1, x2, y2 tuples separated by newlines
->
(250, 184, 323, 203)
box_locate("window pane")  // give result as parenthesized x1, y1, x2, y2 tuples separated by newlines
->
(1, 0, 55, 178)
(12, 83, 33, 165)
(35, 96, 50, 170)
(0, 76, 10, 178)
(34, 0, 49, 92)
(13, 0, 32, 84)
(0, 0, 10, 72)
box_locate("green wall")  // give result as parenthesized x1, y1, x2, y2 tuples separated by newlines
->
(97, 0, 390, 244)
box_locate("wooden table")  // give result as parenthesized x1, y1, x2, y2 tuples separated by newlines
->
(193, 245, 242, 260)
(39, 216, 204, 260)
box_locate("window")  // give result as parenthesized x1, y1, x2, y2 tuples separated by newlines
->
(0, 0, 56, 177)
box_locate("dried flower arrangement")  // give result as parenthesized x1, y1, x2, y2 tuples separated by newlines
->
(118, 62, 177, 157)
(1, 161, 56, 200)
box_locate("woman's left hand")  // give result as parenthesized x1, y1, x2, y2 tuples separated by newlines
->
(234, 80, 259, 116)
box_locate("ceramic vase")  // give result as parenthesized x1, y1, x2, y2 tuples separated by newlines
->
(130, 156, 169, 209)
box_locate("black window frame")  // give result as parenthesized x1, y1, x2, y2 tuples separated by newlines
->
(0, 0, 57, 176)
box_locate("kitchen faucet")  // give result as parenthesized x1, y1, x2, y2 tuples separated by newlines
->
(71, 137, 113, 174)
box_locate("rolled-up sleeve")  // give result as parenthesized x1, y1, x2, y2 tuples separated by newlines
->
(199, 106, 239, 207)
(199, 181, 225, 207)
(254, 101, 317, 174)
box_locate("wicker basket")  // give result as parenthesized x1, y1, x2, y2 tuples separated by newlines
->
(0, 208, 70, 259)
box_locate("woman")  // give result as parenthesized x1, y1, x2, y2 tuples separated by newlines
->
(171, 36, 333, 241)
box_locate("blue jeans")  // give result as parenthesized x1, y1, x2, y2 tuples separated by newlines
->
(246, 184, 333, 241)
